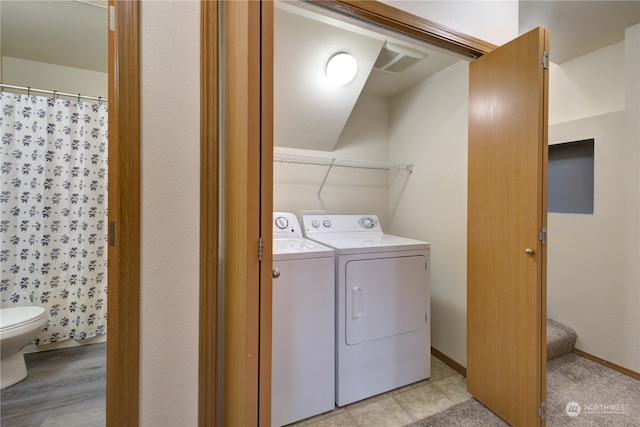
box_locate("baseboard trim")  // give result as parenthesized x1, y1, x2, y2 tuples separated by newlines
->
(24, 334, 107, 354)
(429, 346, 640, 381)
(572, 348, 640, 380)
(431, 347, 467, 377)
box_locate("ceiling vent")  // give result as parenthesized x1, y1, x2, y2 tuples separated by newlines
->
(373, 42, 426, 73)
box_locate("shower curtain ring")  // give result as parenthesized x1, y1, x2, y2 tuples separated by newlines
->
(53, 90, 59, 100)
(98, 96, 102, 106)
(78, 93, 81, 103)
(27, 86, 31, 96)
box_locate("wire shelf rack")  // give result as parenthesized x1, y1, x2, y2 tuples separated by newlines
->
(273, 152, 413, 198)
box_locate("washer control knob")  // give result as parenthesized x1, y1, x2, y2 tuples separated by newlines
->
(311, 219, 320, 228)
(272, 268, 281, 279)
(322, 219, 332, 228)
(274, 216, 289, 229)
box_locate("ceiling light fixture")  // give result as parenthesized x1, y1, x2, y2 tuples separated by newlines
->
(326, 52, 358, 86)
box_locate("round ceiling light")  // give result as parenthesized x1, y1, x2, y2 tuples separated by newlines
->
(326, 52, 358, 86)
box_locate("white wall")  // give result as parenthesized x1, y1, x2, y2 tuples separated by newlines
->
(139, 2, 200, 425)
(2, 57, 107, 98)
(2, 4, 201, 423)
(0, 1, 3, 81)
(547, 25, 640, 372)
(388, 60, 469, 366)
(382, 3, 640, 374)
(134, 5, 638, 425)
(380, 0, 519, 47)
(549, 41, 625, 125)
(384, 0, 518, 368)
(274, 93, 392, 226)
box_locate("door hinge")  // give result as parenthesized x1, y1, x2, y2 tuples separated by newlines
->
(539, 227, 547, 245)
(109, 221, 116, 247)
(541, 51, 549, 70)
(258, 237, 263, 262)
(109, 5, 116, 32)
(539, 402, 546, 420)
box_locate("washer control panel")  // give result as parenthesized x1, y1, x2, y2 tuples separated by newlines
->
(273, 212, 302, 238)
(303, 214, 382, 234)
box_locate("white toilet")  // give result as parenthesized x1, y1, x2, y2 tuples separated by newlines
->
(0, 306, 48, 389)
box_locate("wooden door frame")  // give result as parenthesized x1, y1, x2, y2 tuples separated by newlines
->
(107, 1, 140, 426)
(199, 1, 220, 425)
(199, 1, 496, 425)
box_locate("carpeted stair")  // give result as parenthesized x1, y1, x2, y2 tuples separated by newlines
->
(409, 352, 640, 426)
(547, 318, 577, 360)
(409, 320, 640, 426)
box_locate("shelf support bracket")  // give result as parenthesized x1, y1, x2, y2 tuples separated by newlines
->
(317, 158, 336, 199)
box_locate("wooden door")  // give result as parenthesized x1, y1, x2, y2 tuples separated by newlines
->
(214, 1, 273, 425)
(467, 27, 549, 426)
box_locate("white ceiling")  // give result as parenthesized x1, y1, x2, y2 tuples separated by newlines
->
(1, 1, 638, 152)
(2, 1, 638, 74)
(272, 0, 638, 151)
(1, 0, 108, 73)
(519, 0, 640, 63)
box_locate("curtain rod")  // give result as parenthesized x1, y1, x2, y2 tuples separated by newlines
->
(0, 83, 108, 103)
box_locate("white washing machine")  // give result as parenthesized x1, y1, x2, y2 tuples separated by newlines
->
(271, 212, 335, 426)
(302, 214, 430, 406)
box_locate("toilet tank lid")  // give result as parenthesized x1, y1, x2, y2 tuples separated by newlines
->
(1, 306, 46, 329)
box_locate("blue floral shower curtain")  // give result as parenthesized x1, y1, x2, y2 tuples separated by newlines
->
(0, 92, 108, 344)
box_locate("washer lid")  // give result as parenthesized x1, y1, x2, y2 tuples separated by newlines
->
(307, 233, 429, 254)
(272, 238, 334, 260)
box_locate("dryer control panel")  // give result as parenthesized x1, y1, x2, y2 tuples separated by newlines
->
(303, 214, 381, 234)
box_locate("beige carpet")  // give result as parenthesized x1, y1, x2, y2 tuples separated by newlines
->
(547, 318, 578, 361)
(407, 353, 640, 426)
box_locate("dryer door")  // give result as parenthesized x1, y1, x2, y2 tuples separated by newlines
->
(345, 255, 427, 345)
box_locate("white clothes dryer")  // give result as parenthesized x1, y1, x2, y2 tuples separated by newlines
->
(271, 212, 335, 426)
(302, 214, 430, 406)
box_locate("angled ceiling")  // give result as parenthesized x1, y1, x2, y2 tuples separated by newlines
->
(274, 6, 385, 151)
(274, 3, 465, 151)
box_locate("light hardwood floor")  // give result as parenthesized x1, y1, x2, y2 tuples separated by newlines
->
(1, 345, 468, 427)
(1, 343, 106, 427)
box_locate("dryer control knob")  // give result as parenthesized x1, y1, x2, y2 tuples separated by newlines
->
(360, 217, 376, 229)
(311, 219, 320, 228)
(275, 216, 289, 229)
(322, 219, 332, 228)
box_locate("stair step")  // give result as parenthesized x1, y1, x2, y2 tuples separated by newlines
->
(547, 319, 577, 360)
